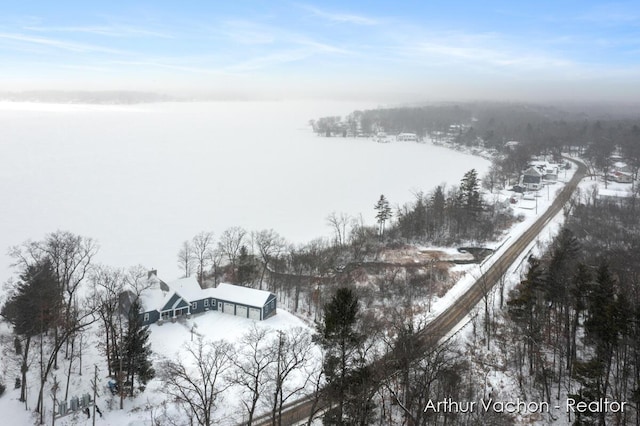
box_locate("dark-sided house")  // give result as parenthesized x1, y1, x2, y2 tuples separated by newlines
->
(133, 271, 277, 325)
(521, 167, 543, 190)
(206, 283, 277, 321)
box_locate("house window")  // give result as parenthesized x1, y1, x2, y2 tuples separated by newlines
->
(191, 302, 197, 310)
(204, 299, 209, 307)
(143, 313, 149, 322)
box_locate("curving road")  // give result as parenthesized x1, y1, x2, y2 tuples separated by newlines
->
(249, 158, 587, 426)
(416, 157, 586, 348)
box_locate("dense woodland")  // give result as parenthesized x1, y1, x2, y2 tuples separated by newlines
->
(496, 198, 640, 426)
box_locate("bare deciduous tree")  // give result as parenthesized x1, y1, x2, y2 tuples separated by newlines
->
(228, 325, 274, 425)
(218, 227, 247, 277)
(177, 240, 194, 278)
(269, 327, 314, 426)
(161, 339, 233, 426)
(192, 232, 215, 285)
(252, 229, 286, 290)
(125, 265, 153, 296)
(90, 268, 123, 361)
(326, 212, 351, 247)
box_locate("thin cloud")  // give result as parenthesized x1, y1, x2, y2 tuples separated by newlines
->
(217, 20, 276, 45)
(301, 4, 377, 25)
(294, 38, 351, 54)
(23, 25, 173, 39)
(412, 40, 573, 69)
(224, 49, 312, 72)
(576, 3, 640, 25)
(0, 32, 132, 55)
(107, 59, 224, 75)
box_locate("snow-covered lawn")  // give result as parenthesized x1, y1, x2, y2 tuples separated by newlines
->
(151, 309, 308, 353)
(0, 308, 316, 426)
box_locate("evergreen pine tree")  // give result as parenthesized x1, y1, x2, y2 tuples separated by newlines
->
(237, 245, 257, 285)
(458, 169, 483, 219)
(374, 195, 392, 238)
(125, 299, 155, 394)
(1, 259, 61, 402)
(317, 287, 376, 425)
(574, 263, 620, 425)
(429, 185, 446, 237)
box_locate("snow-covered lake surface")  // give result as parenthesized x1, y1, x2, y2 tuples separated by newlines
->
(0, 101, 490, 283)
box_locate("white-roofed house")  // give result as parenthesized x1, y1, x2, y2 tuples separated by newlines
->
(207, 283, 277, 321)
(155, 276, 203, 323)
(396, 132, 417, 142)
(130, 270, 172, 325)
(133, 271, 277, 325)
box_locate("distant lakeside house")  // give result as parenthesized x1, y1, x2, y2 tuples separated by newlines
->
(609, 162, 634, 183)
(122, 271, 277, 326)
(519, 161, 562, 191)
(521, 167, 543, 190)
(396, 132, 418, 142)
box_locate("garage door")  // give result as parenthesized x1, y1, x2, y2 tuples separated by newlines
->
(249, 308, 261, 320)
(236, 305, 248, 318)
(223, 303, 234, 315)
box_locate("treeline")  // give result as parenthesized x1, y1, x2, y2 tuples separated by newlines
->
(501, 198, 640, 425)
(310, 105, 473, 137)
(389, 169, 515, 245)
(312, 102, 640, 190)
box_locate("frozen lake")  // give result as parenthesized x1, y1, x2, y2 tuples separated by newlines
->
(0, 101, 490, 282)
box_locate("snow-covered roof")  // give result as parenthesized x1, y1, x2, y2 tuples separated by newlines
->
(523, 167, 543, 176)
(137, 272, 274, 312)
(133, 271, 173, 312)
(598, 188, 632, 198)
(168, 276, 203, 301)
(210, 283, 274, 307)
(138, 289, 168, 312)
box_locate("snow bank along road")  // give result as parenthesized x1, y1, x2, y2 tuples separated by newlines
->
(249, 158, 588, 426)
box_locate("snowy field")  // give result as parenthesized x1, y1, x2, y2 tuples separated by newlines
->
(0, 101, 490, 284)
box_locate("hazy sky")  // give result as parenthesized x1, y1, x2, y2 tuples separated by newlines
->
(1, 1, 639, 102)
